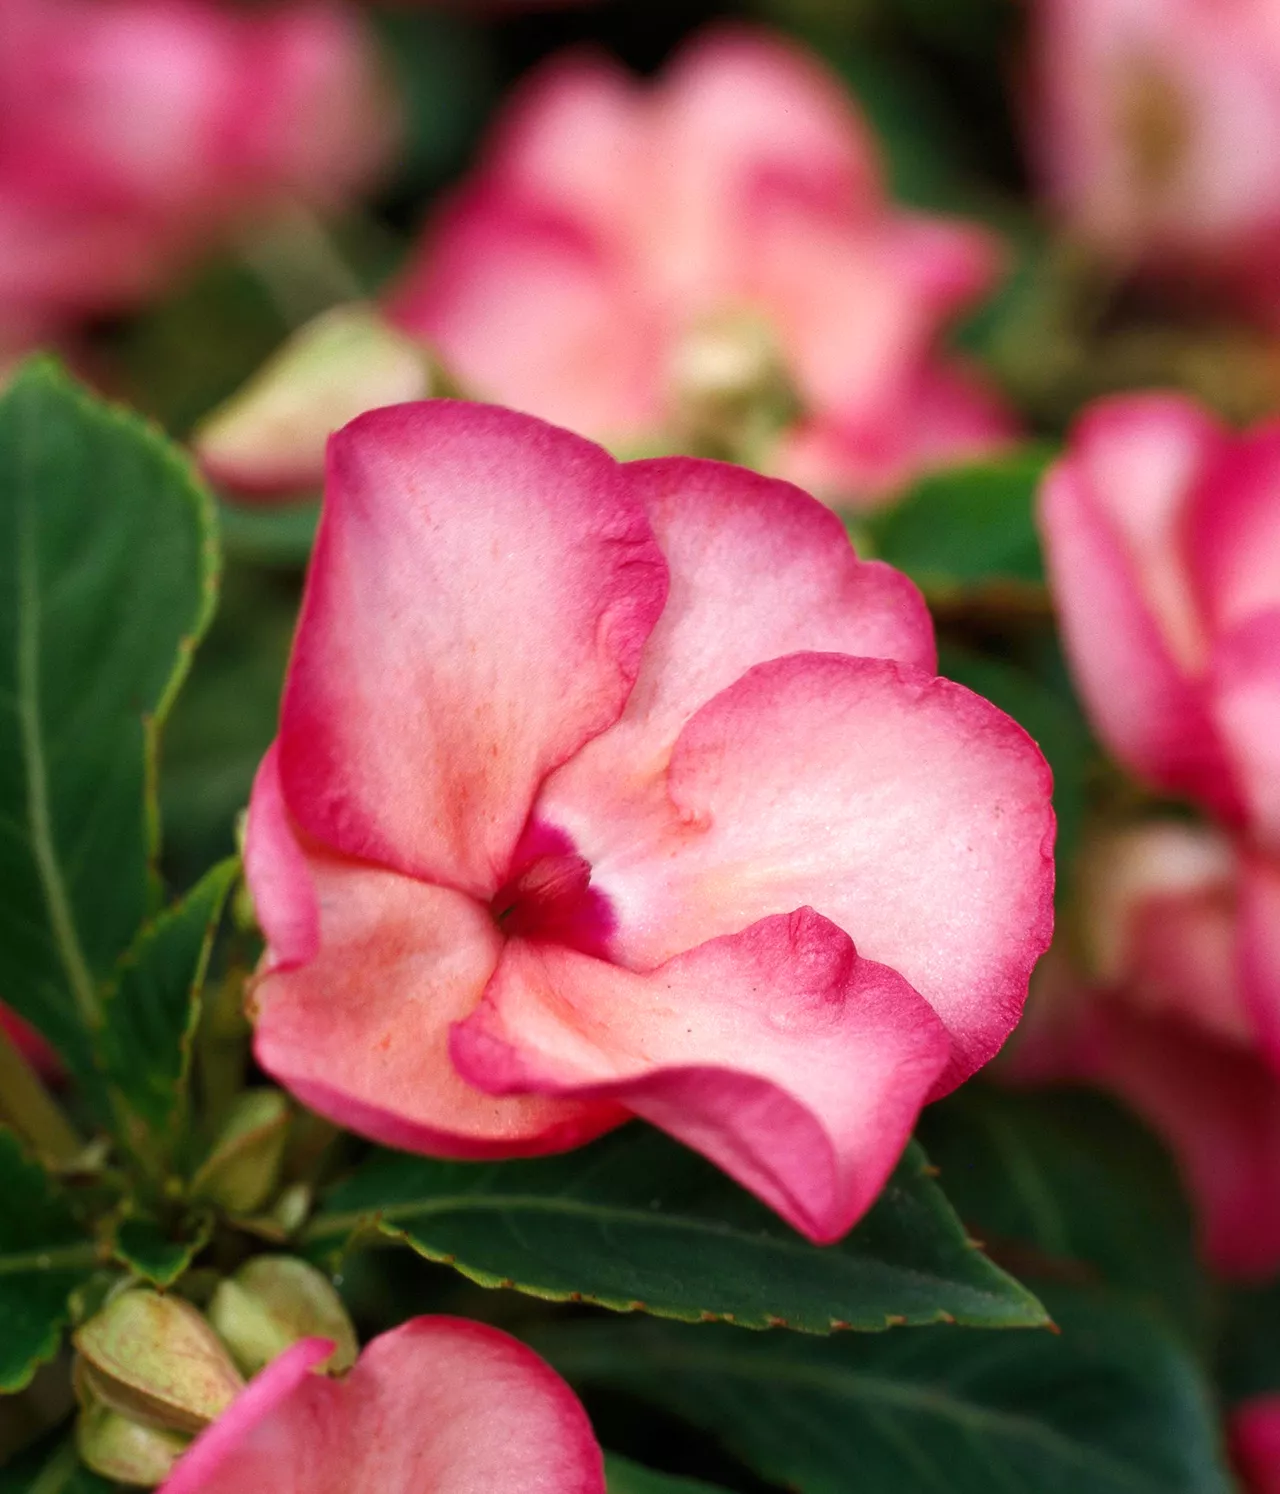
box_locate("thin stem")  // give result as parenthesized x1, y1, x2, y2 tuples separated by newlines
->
(236, 200, 364, 328)
(0, 1021, 81, 1166)
(27, 1439, 79, 1494)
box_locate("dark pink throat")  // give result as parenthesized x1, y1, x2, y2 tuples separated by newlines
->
(491, 826, 616, 957)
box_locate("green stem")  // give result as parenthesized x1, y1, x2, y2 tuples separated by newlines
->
(0, 1021, 81, 1166)
(27, 1439, 79, 1494)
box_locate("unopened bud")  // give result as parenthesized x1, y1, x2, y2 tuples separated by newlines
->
(209, 1256, 357, 1376)
(77, 1398, 189, 1487)
(191, 1089, 291, 1215)
(193, 302, 435, 495)
(73, 1290, 244, 1436)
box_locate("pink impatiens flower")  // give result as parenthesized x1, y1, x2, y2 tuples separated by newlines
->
(197, 27, 1016, 509)
(0, 0, 395, 356)
(1024, 0, 1280, 323)
(244, 400, 1054, 1244)
(1039, 392, 1280, 1066)
(1011, 822, 1280, 1276)
(161, 1316, 603, 1493)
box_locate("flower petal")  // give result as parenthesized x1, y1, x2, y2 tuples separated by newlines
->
(1211, 612, 1280, 850)
(1233, 1394, 1280, 1494)
(162, 1319, 605, 1494)
(1187, 423, 1280, 635)
(250, 834, 618, 1158)
(452, 909, 949, 1242)
(539, 456, 934, 821)
(392, 194, 664, 442)
(1241, 853, 1280, 1072)
(561, 653, 1054, 1093)
(1039, 395, 1238, 815)
(277, 401, 668, 896)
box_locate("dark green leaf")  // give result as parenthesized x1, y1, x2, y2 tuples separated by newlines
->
(862, 449, 1052, 592)
(307, 1127, 1044, 1332)
(110, 1212, 213, 1290)
(918, 1086, 1203, 1342)
(936, 646, 1094, 874)
(538, 1287, 1231, 1494)
(0, 1129, 98, 1392)
(0, 360, 218, 1076)
(97, 860, 238, 1163)
(605, 1455, 729, 1494)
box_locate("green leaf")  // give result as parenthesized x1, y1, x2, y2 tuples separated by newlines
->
(96, 859, 238, 1164)
(918, 1086, 1203, 1343)
(0, 359, 218, 1076)
(307, 1127, 1044, 1332)
(605, 1455, 729, 1494)
(936, 646, 1095, 875)
(538, 1288, 1231, 1494)
(862, 449, 1051, 592)
(110, 1211, 213, 1290)
(0, 1129, 99, 1392)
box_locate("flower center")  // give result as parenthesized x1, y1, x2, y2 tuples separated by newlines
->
(491, 826, 616, 957)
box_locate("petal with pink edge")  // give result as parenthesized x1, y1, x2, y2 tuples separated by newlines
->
(574, 653, 1053, 1093)
(1039, 400, 1239, 816)
(1211, 612, 1280, 850)
(539, 456, 934, 824)
(278, 401, 668, 895)
(452, 909, 949, 1243)
(162, 1319, 605, 1494)
(250, 832, 620, 1158)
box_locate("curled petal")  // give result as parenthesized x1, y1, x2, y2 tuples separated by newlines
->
(540, 456, 934, 820)
(564, 653, 1054, 1093)
(452, 910, 949, 1243)
(1039, 395, 1239, 815)
(250, 825, 618, 1158)
(278, 401, 668, 896)
(162, 1319, 604, 1494)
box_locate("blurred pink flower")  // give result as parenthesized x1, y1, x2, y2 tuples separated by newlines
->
(1234, 1394, 1280, 1493)
(1025, 0, 1280, 321)
(1011, 822, 1280, 1277)
(0, 0, 395, 351)
(1040, 393, 1280, 839)
(200, 27, 1015, 507)
(243, 400, 1054, 1244)
(161, 1317, 604, 1494)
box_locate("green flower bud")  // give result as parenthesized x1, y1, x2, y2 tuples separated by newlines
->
(209, 1256, 358, 1376)
(190, 1088, 290, 1215)
(76, 1398, 190, 1488)
(73, 1289, 244, 1436)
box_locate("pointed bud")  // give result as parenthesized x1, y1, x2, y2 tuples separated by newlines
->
(193, 302, 435, 497)
(191, 1088, 291, 1215)
(77, 1397, 190, 1487)
(73, 1290, 244, 1436)
(209, 1256, 358, 1376)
